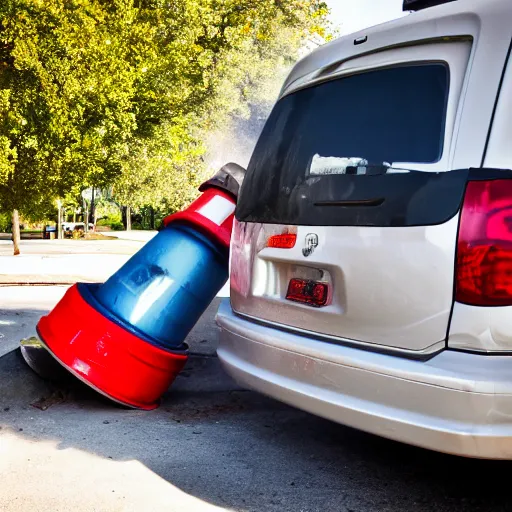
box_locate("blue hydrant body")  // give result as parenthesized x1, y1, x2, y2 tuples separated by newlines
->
(95, 224, 228, 349)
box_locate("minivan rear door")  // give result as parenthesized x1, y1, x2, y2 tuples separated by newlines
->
(230, 41, 473, 356)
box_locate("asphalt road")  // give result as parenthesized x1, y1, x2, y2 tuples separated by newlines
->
(1, 287, 512, 511)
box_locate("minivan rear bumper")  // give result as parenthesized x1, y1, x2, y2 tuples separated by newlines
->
(216, 299, 512, 459)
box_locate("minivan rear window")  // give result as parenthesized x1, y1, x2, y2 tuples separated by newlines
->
(236, 64, 452, 227)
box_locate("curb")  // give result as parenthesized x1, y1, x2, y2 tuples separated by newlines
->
(0, 276, 100, 285)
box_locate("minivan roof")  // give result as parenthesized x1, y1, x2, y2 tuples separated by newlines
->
(281, 0, 512, 98)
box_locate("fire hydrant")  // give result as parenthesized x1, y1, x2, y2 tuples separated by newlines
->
(33, 163, 245, 410)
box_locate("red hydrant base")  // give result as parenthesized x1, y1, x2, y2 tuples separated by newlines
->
(37, 284, 188, 410)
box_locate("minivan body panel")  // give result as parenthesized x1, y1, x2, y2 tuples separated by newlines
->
(231, 216, 460, 353)
(219, 0, 512, 458)
(447, 38, 512, 354)
(230, 41, 473, 354)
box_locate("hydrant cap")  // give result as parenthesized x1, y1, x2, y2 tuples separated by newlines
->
(198, 162, 246, 199)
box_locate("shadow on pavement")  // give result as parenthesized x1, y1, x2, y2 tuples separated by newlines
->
(2, 342, 512, 511)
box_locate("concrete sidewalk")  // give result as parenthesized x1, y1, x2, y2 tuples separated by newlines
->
(0, 238, 145, 284)
(0, 253, 132, 284)
(110, 230, 158, 242)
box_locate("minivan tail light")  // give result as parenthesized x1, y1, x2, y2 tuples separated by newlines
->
(456, 180, 512, 306)
(286, 279, 328, 307)
(267, 233, 297, 249)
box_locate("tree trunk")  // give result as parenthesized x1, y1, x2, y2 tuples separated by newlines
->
(12, 209, 20, 256)
(90, 187, 95, 226)
(84, 205, 89, 233)
(150, 207, 155, 230)
(57, 203, 63, 239)
(126, 206, 131, 231)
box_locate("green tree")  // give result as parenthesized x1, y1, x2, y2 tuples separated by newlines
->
(0, 0, 153, 251)
(0, 0, 329, 251)
(114, 0, 329, 220)
(113, 118, 206, 215)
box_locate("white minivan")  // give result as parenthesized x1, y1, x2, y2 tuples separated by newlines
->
(216, 0, 512, 459)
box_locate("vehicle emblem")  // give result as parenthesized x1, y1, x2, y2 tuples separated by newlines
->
(303, 233, 318, 257)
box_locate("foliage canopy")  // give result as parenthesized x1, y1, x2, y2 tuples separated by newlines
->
(0, 0, 329, 222)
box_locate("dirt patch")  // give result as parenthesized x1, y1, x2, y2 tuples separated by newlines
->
(31, 390, 68, 411)
(81, 232, 117, 241)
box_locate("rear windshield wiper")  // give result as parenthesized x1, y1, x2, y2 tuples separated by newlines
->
(314, 197, 385, 207)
